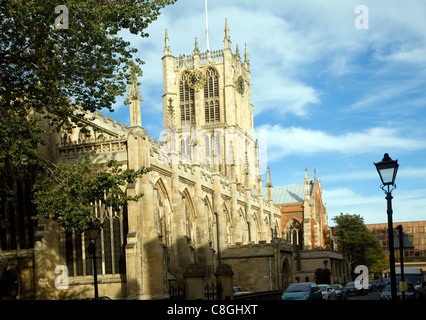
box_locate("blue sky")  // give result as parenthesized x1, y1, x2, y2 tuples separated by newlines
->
(102, 0, 426, 225)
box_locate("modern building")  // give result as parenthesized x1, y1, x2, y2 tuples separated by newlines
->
(366, 220, 426, 271)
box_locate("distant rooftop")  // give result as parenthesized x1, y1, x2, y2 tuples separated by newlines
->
(261, 184, 313, 205)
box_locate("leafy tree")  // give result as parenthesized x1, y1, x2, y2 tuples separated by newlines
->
(0, 0, 175, 229)
(332, 213, 387, 278)
(33, 156, 151, 233)
(0, 0, 175, 185)
(1, 0, 176, 121)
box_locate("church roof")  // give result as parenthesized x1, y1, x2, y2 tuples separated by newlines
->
(261, 184, 313, 205)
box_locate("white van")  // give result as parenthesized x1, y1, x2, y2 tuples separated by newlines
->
(396, 268, 425, 300)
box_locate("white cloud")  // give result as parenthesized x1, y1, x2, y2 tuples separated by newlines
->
(260, 124, 426, 161)
(252, 72, 319, 117)
(321, 170, 376, 183)
(120, 0, 426, 121)
(320, 167, 426, 185)
(398, 167, 426, 179)
(325, 187, 426, 225)
(323, 187, 386, 225)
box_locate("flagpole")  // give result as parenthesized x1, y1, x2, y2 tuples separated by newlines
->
(205, 0, 210, 51)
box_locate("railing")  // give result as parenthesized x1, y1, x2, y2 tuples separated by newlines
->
(233, 290, 283, 300)
(200, 50, 224, 65)
(175, 50, 224, 70)
(205, 282, 224, 300)
(169, 284, 186, 300)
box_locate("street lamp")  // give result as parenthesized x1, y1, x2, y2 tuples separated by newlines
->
(374, 153, 399, 301)
(395, 225, 405, 300)
(86, 220, 101, 299)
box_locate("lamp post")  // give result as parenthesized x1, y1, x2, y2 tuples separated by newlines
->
(374, 153, 399, 301)
(395, 225, 405, 300)
(86, 221, 101, 299)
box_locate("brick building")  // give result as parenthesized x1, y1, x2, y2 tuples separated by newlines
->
(263, 169, 344, 284)
(366, 220, 426, 271)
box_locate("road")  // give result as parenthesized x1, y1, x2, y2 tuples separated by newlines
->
(346, 291, 382, 300)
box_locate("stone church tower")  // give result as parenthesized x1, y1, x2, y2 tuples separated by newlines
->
(161, 20, 260, 191)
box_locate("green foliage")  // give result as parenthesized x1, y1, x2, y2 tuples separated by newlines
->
(1, 0, 176, 126)
(33, 155, 151, 233)
(0, 0, 175, 226)
(0, 109, 43, 203)
(332, 213, 387, 275)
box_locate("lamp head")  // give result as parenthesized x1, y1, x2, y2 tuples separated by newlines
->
(374, 153, 399, 186)
(86, 220, 100, 244)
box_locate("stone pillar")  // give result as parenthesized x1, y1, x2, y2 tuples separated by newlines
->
(125, 128, 145, 299)
(125, 230, 139, 298)
(33, 219, 63, 299)
(214, 264, 234, 300)
(193, 164, 211, 277)
(183, 263, 205, 300)
(140, 175, 168, 299)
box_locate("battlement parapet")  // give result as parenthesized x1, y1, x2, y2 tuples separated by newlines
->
(58, 139, 127, 158)
(175, 50, 224, 70)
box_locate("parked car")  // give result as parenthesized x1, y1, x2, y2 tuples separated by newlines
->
(368, 280, 375, 292)
(233, 287, 251, 296)
(382, 278, 390, 287)
(345, 281, 367, 296)
(81, 296, 112, 300)
(282, 282, 323, 300)
(380, 283, 416, 300)
(318, 284, 337, 300)
(372, 279, 384, 291)
(331, 284, 347, 300)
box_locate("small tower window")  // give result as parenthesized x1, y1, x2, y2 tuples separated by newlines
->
(204, 68, 220, 124)
(204, 69, 219, 99)
(180, 72, 195, 126)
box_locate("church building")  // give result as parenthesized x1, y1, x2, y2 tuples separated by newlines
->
(0, 19, 343, 299)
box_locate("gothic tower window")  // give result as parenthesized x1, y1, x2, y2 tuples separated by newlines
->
(214, 132, 222, 172)
(204, 135, 210, 159)
(179, 72, 195, 127)
(181, 136, 190, 157)
(65, 202, 128, 277)
(204, 68, 220, 123)
(155, 180, 171, 248)
(283, 219, 303, 248)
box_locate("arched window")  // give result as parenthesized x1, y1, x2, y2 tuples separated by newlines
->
(155, 179, 172, 247)
(181, 136, 190, 158)
(183, 189, 196, 245)
(204, 102, 209, 123)
(186, 137, 190, 156)
(204, 69, 219, 99)
(179, 72, 195, 127)
(204, 68, 220, 123)
(65, 201, 128, 277)
(214, 132, 222, 171)
(204, 197, 216, 249)
(222, 203, 232, 245)
(205, 135, 210, 157)
(214, 101, 220, 122)
(209, 101, 214, 121)
(283, 219, 303, 248)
